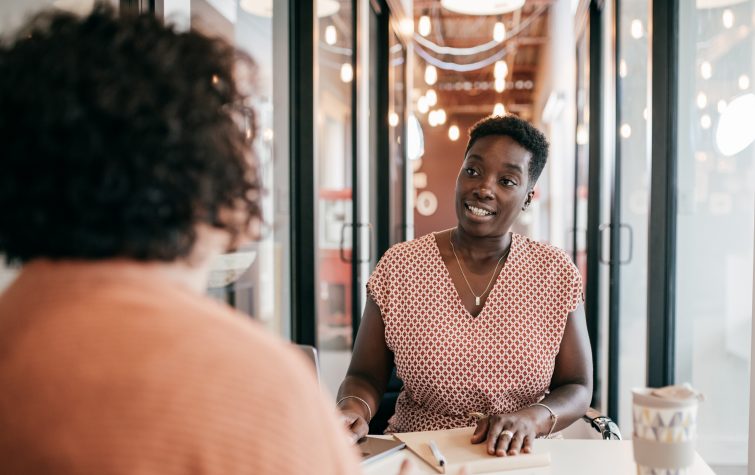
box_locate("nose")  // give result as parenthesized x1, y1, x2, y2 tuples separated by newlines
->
(473, 184, 494, 200)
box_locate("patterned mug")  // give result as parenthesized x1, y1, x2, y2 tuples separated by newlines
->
(632, 387, 700, 475)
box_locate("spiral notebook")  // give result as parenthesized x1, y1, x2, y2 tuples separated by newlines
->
(393, 427, 551, 474)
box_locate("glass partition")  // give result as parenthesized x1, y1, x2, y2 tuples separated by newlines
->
(675, 1, 755, 469)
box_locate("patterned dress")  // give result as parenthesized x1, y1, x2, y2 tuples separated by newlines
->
(366, 232, 583, 433)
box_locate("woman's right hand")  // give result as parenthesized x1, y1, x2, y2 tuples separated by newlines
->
(339, 408, 370, 444)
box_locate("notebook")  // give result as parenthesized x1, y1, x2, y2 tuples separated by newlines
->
(393, 427, 551, 474)
(358, 437, 406, 465)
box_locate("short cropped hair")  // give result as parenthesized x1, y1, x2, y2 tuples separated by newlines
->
(465, 115, 550, 187)
(0, 6, 261, 263)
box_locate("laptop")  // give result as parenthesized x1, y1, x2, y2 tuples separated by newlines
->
(358, 437, 406, 465)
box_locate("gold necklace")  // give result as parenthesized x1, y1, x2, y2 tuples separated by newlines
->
(449, 229, 510, 306)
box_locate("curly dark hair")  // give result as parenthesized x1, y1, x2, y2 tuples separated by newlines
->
(0, 6, 261, 263)
(465, 115, 550, 187)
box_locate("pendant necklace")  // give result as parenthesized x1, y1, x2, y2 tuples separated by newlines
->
(449, 229, 510, 306)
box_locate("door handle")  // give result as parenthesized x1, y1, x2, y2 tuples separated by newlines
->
(355, 222, 373, 264)
(597, 223, 634, 265)
(339, 222, 353, 263)
(619, 223, 633, 264)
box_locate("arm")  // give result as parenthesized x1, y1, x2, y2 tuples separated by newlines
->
(471, 304, 593, 456)
(336, 297, 394, 443)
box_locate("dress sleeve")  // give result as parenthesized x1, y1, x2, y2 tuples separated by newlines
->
(562, 257, 584, 314)
(366, 247, 393, 316)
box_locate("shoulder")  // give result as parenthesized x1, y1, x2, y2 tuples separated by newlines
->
(515, 234, 577, 271)
(377, 232, 438, 264)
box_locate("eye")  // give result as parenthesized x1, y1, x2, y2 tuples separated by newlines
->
(499, 177, 517, 186)
(464, 167, 479, 177)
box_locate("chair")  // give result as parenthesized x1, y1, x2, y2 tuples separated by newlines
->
(296, 344, 321, 381)
(368, 368, 621, 440)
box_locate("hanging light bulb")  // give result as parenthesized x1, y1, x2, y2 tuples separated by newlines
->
(494, 77, 505, 93)
(722, 9, 734, 29)
(417, 96, 429, 114)
(630, 19, 644, 39)
(696, 92, 707, 109)
(325, 25, 337, 45)
(424, 65, 437, 85)
(448, 125, 460, 141)
(436, 108, 447, 125)
(700, 61, 712, 80)
(340, 63, 353, 82)
(425, 89, 437, 106)
(418, 15, 431, 37)
(620, 123, 632, 138)
(494, 60, 508, 79)
(389, 112, 399, 127)
(739, 74, 750, 90)
(493, 21, 506, 42)
(428, 110, 439, 127)
(700, 114, 712, 129)
(493, 103, 505, 116)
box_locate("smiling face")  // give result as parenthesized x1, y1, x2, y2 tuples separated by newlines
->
(455, 135, 535, 237)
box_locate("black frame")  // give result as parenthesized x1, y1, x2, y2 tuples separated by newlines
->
(290, 0, 317, 346)
(647, 0, 679, 387)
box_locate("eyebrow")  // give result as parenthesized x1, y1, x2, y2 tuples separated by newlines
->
(465, 154, 525, 174)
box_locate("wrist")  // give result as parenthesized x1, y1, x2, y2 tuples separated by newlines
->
(337, 395, 373, 421)
(527, 403, 558, 438)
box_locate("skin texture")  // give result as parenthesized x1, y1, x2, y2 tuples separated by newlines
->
(338, 135, 593, 457)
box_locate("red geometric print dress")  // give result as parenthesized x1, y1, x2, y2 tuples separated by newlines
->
(366, 232, 583, 433)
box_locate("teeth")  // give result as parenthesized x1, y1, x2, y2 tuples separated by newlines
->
(467, 204, 493, 217)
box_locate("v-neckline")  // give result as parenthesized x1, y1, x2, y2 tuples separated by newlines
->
(430, 231, 516, 319)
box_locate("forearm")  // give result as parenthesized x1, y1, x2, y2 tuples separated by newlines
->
(336, 373, 385, 422)
(524, 382, 592, 437)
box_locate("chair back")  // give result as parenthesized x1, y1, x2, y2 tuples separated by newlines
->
(296, 344, 321, 382)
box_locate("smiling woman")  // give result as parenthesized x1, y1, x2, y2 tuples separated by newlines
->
(336, 114, 594, 458)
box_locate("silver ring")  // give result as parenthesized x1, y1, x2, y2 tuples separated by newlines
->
(499, 430, 514, 439)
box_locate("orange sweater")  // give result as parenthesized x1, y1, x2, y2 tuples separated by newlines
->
(0, 260, 361, 474)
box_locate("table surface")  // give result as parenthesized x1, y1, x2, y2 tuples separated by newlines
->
(361, 437, 716, 475)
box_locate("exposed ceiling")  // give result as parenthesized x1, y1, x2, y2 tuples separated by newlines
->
(412, 0, 553, 122)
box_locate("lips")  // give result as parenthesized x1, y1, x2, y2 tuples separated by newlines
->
(464, 202, 496, 217)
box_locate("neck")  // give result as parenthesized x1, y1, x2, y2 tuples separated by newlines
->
(452, 226, 512, 261)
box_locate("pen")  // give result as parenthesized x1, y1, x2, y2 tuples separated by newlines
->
(428, 440, 446, 468)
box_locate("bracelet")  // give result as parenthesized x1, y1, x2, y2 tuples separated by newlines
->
(530, 402, 558, 438)
(337, 395, 372, 422)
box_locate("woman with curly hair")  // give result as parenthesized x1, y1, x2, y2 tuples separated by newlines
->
(0, 7, 361, 474)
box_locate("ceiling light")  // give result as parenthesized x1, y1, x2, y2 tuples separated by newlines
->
(425, 65, 438, 85)
(428, 110, 439, 127)
(722, 9, 735, 28)
(448, 125, 460, 141)
(418, 15, 431, 37)
(700, 61, 712, 79)
(417, 96, 430, 114)
(716, 93, 755, 156)
(494, 60, 508, 79)
(493, 21, 506, 42)
(425, 89, 438, 106)
(340, 63, 353, 83)
(241, 0, 339, 18)
(325, 25, 337, 45)
(440, 0, 525, 15)
(493, 103, 505, 116)
(436, 109, 447, 125)
(696, 92, 707, 109)
(630, 19, 644, 39)
(494, 77, 505, 93)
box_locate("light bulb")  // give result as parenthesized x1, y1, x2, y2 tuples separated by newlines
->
(424, 65, 437, 86)
(325, 25, 337, 45)
(418, 15, 431, 37)
(493, 21, 506, 42)
(696, 92, 707, 109)
(495, 77, 505, 93)
(700, 114, 712, 129)
(448, 125, 460, 141)
(340, 63, 353, 82)
(493, 103, 505, 116)
(739, 74, 750, 90)
(428, 110, 438, 127)
(417, 96, 429, 114)
(400, 18, 413, 35)
(700, 61, 712, 80)
(630, 19, 643, 39)
(723, 9, 734, 29)
(494, 60, 508, 79)
(425, 89, 437, 106)
(436, 109, 446, 125)
(620, 123, 632, 138)
(389, 112, 399, 127)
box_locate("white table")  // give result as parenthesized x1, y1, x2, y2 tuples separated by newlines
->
(362, 437, 715, 475)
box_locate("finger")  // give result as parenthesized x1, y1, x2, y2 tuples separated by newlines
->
(471, 417, 489, 443)
(486, 419, 506, 455)
(397, 459, 415, 475)
(494, 428, 514, 457)
(521, 435, 534, 454)
(348, 417, 369, 444)
(507, 431, 525, 456)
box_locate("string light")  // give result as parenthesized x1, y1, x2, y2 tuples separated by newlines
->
(495, 77, 505, 93)
(700, 114, 712, 129)
(325, 25, 337, 45)
(448, 125, 460, 141)
(700, 61, 712, 80)
(493, 103, 505, 116)
(739, 74, 750, 90)
(418, 15, 431, 37)
(494, 60, 508, 79)
(425, 89, 437, 106)
(425, 65, 438, 85)
(417, 96, 429, 114)
(630, 19, 644, 39)
(436, 109, 447, 125)
(493, 21, 506, 42)
(723, 9, 734, 29)
(620, 123, 632, 138)
(340, 63, 353, 82)
(389, 112, 399, 127)
(696, 92, 707, 109)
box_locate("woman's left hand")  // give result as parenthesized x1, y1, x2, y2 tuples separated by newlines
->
(470, 409, 542, 457)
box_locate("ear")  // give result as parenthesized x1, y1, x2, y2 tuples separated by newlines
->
(522, 189, 535, 211)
